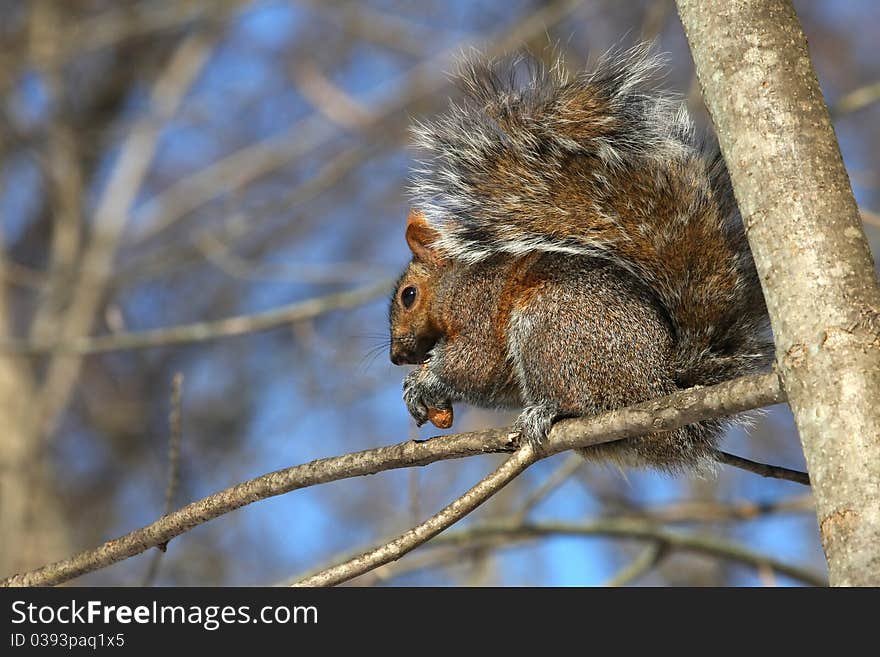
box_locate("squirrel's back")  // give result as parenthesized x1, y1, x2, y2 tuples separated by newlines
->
(408, 44, 772, 388)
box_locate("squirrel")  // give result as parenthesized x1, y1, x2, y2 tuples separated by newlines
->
(388, 45, 773, 472)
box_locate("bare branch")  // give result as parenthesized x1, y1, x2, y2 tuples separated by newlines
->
(33, 25, 222, 440)
(618, 495, 815, 524)
(291, 372, 785, 587)
(1, 372, 783, 587)
(195, 231, 390, 285)
(127, 0, 588, 245)
(604, 542, 667, 586)
(431, 519, 827, 586)
(57, 0, 241, 59)
(291, 61, 374, 130)
(831, 80, 880, 117)
(142, 373, 184, 586)
(303, 0, 440, 57)
(292, 442, 540, 587)
(116, 141, 390, 289)
(861, 208, 880, 229)
(0, 429, 520, 587)
(0, 279, 393, 355)
(713, 450, 809, 486)
(328, 494, 815, 586)
(517, 454, 583, 518)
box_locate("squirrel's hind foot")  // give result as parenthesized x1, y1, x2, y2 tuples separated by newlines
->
(514, 401, 561, 446)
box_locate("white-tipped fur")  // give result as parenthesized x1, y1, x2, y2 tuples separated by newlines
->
(407, 43, 773, 391)
(408, 44, 697, 264)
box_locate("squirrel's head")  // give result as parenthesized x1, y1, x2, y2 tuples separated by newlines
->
(389, 209, 447, 366)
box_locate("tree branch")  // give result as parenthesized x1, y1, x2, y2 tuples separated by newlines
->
(713, 450, 809, 486)
(290, 372, 785, 587)
(0, 279, 393, 355)
(292, 442, 540, 587)
(605, 542, 668, 586)
(430, 519, 827, 586)
(2, 372, 783, 587)
(318, 494, 814, 586)
(127, 0, 588, 245)
(517, 454, 584, 518)
(32, 23, 224, 441)
(831, 80, 880, 117)
(142, 372, 184, 586)
(1, 430, 519, 587)
(618, 495, 814, 524)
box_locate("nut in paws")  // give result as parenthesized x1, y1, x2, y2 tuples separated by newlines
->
(403, 368, 452, 427)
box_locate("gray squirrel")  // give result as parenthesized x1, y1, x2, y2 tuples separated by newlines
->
(388, 45, 773, 471)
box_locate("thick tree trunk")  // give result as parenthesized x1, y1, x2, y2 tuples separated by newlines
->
(676, 0, 880, 586)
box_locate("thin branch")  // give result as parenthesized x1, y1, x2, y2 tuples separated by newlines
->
(861, 208, 880, 228)
(291, 61, 374, 130)
(2, 372, 783, 587)
(195, 231, 391, 285)
(142, 373, 184, 586)
(126, 0, 588, 245)
(713, 450, 809, 485)
(517, 454, 583, 518)
(115, 140, 390, 290)
(292, 443, 540, 587)
(303, 0, 443, 57)
(290, 372, 785, 587)
(830, 80, 880, 117)
(321, 494, 814, 586)
(431, 519, 827, 586)
(618, 495, 814, 524)
(0, 279, 393, 355)
(56, 1, 229, 59)
(0, 430, 520, 587)
(29, 0, 85, 349)
(33, 24, 223, 440)
(604, 542, 668, 586)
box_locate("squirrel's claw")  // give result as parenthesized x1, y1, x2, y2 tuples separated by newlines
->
(514, 402, 560, 445)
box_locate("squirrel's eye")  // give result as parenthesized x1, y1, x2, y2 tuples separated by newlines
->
(401, 286, 417, 308)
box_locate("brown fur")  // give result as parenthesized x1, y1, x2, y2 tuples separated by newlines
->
(391, 47, 773, 472)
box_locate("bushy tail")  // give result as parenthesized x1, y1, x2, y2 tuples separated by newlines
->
(408, 44, 772, 387)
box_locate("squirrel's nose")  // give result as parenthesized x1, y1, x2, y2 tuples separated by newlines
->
(390, 344, 406, 366)
(390, 342, 418, 366)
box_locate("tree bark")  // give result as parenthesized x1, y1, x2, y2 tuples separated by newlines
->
(676, 0, 880, 586)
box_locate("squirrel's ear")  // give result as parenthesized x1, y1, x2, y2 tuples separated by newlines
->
(405, 209, 445, 265)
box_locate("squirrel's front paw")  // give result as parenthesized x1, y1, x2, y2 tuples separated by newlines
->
(403, 368, 452, 427)
(514, 402, 560, 445)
